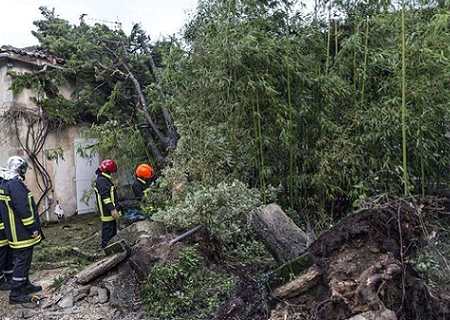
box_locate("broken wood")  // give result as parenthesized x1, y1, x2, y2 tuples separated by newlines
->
(273, 266, 322, 299)
(252, 203, 308, 265)
(76, 250, 129, 285)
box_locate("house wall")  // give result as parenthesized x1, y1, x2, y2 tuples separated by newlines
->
(0, 59, 91, 221)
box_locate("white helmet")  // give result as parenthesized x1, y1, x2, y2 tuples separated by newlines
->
(6, 156, 28, 178)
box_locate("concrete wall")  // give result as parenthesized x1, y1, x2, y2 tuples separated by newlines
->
(0, 58, 85, 221)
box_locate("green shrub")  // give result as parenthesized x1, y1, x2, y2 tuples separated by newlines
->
(150, 180, 267, 257)
(141, 245, 235, 320)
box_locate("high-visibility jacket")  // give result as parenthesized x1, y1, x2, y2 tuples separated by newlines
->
(94, 170, 121, 222)
(132, 175, 157, 201)
(0, 178, 42, 250)
(0, 178, 6, 248)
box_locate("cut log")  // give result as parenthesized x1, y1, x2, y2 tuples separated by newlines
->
(104, 239, 131, 256)
(75, 250, 129, 285)
(273, 266, 322, 299)
(252, 203, 308, 265)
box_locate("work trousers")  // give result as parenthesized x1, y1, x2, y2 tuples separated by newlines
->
(11, 247, 33, 289)
(101, 220, 117, 249)
(0, 246, 13, 282)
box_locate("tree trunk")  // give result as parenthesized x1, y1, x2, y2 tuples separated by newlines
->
(251, 203, 308, 265)
(75, 250, 130, 285)
(143, 45, 178, 148)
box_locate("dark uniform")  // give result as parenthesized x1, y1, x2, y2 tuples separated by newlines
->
(132, 175, 156, 201)
(94, 169, 121, 248)
(0, 176, 13, 290)
(0, 178, 42, 294)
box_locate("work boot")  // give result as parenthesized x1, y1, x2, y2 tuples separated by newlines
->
(22, 280, 42, 295)
(9, 286, 34, 305)
(0, 278, 11, 291)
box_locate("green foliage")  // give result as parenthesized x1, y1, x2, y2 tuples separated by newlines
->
(80, 121, 150, 176)
(413, 218, 450, 285)
(151, 180, 263, 256)
(152, 0, 450, 221)
(22, 0, 450, 225)
(51, 276, 66, 289)
(45, 147, 65, 163)
(140, 245, 235, 320)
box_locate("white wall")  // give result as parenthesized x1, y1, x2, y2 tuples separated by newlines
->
(0, 59, 87, 220)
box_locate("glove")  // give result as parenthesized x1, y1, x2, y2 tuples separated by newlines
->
(111, 209, 121, 221)
(31, 230, 39, 238)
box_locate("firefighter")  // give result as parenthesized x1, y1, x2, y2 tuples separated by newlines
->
(132, 164, 157, 201)
(94, 159, 121, 249)
(0, 156, 43, 304)
(0, 173, 13, 291)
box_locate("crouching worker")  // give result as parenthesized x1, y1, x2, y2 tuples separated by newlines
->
(133, 164, 157, 201)
(94, 159, 121, 249)
(0, 156, 43, 304)
(0, 172, 13, 291)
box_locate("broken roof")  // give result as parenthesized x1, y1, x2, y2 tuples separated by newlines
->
(0, 45, 66, 67)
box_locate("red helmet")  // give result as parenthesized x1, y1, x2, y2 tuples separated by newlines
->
(99, 159, 118, 173)
(136, 164, 154, 179)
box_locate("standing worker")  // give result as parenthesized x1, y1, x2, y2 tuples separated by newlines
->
(0, 172, 13, 291)
(133, 164, 157, 201)
(0, 156, 43, 304)
(94, 159, 121, 249)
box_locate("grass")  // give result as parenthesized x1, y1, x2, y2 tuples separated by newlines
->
(32, 212, 103, 272)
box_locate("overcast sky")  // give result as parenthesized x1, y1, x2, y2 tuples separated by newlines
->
(0, 0, 199, 48)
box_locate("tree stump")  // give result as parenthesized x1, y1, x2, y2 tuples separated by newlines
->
(252, 203, 308, 265)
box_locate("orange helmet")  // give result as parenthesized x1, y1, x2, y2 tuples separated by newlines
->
(136, 164, 154, 179)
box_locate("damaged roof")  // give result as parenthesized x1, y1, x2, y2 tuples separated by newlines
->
(0, 45, 66, 67)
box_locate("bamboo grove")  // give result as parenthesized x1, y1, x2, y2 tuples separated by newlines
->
(159, 0, 450, 219)
(19, 0, 450, 221)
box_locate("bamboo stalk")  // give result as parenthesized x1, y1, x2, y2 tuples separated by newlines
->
(286, 34, 294, 210)
(353, 21, 360, 98)
(360, 16, 370, 106)
(256, 94, 267, 204)
(326, 12, 332, 74)
(401, 0, 409, 195)
(335, 19, 338, 55)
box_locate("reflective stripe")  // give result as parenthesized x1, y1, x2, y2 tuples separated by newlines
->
(9, 234, 41, 249)
(0, 239, 8, 247)
(94, 187, 113, 222)
(4, 270, 13, 275)
(0, 223, 4, 230)
(21, 216, 34, 226)
(103, 198, 112, 204)
(12, 277, 27, 282)
(137, 178, 146, 185)
(0, 275, 3, 280)
(27, 193, 35, 218)
(101, 172, 112, 180)
(110, 186, 115, 207)
(5, 200, 17, 243)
